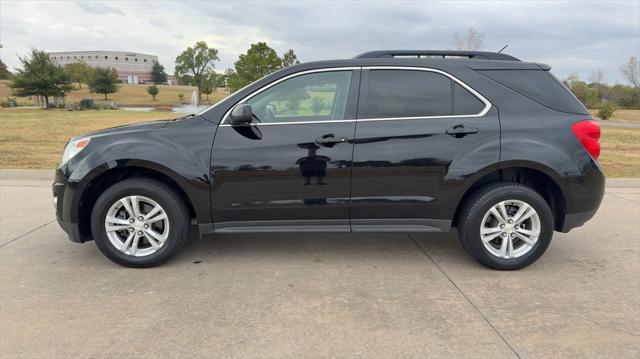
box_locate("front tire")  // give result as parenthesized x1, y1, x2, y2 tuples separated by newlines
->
(458, 183, 554, 270)
(90, 178, 190, 268)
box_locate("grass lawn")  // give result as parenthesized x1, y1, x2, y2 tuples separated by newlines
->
(0, 80, 229, 107)
(0, 109, 181, 168)
(0, 108, 638, 177)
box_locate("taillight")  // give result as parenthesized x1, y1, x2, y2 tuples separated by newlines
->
(571, 120, 601, 160)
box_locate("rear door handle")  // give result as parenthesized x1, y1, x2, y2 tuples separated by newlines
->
(446, 125, 479, 138)
(315, 134, 348, 146)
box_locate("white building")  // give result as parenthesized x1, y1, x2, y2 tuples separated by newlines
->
(47, 50, 159, 84)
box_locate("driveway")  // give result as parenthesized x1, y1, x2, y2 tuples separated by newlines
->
(1, 172, 638, 358)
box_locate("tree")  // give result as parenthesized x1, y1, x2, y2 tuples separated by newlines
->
(174, 41, 219, 101)
(89, 67, 119, 100)
(589, 68, 605, 85)
(147, 85, 159, 100)
(282, 49, 300, 67)
(620, 56, 639, 88)
(10, 49, 73, 108)
(453, 28, 485, 51)
(151, 62, 167, 84)
(201, 72, 223, 100)
(64, 62, 94, 89)
(226, 42, 283, 92)
(0, 59, 11, 79)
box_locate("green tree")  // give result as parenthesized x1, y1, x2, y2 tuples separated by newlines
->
(201, 72, 225, 100)
(147, 85, 159, 100)
(10, 49, 73, 108)
(64, 62, 94, 89)
(226, 42, 283, 92)
(0, 59, 11, 79)
(151, 62, 168, 84)
(282, 49, 300, 67)
(174, 41, 219, 102)
(89, 67, 119, 100)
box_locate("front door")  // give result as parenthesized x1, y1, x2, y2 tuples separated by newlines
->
(211, 69, 360, 232)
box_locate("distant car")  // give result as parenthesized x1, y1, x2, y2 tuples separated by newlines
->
(53, 50, 605, 269)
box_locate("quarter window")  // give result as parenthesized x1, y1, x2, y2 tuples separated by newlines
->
(365, 69, 484, 118)
(245, 71, 352, 124)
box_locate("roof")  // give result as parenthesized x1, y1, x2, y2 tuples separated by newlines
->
(354, 50, 520, 61)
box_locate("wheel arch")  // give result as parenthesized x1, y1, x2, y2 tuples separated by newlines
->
(75, 162, 198, 242)
(453, 165, 567, 231)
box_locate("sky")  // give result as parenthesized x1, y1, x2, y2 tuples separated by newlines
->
(1, 0, 639, 84)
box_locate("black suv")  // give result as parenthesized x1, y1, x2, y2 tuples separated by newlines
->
(53, 50, 605, 269)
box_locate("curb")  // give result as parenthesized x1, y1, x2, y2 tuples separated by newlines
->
(1, 169, 638, 188)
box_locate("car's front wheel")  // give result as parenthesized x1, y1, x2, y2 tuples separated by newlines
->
(90, 178, 190, 267)
(458, 183, 554, 270)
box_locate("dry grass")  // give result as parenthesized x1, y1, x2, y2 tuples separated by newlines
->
(589, 109, 640, 124)
(0, 80, 229, 107)
(599, 127, 640, 178)
(0, 109, 638, 177)
(0, 109, 180, 168)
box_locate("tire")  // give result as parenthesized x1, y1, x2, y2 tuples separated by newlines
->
(457, 183, 554, 270)
(90, 178, 190, 268)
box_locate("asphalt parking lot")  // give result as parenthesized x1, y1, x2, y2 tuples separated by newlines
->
(1, 171, 638, 358)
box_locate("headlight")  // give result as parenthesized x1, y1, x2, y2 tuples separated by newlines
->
(60, 137, 91, 166)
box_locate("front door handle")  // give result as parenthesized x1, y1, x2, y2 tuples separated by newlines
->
(315, 134, 348, 146)
(446, 125, 479, 138)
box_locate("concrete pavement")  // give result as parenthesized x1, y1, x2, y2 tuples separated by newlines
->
(0, 174, 638, 358)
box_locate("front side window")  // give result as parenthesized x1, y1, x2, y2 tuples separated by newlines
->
(246, 71, 352, 124)
(365, 69, 484, 118)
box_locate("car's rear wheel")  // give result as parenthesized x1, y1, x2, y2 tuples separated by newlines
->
(458, 183, 554, 270)
(91, 178, 190, 267)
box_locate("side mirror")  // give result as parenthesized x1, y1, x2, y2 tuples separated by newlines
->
(229, 103, 253, 125)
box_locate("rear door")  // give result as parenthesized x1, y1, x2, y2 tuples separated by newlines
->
(211, 68, 360, 232)
(350, 67, 500, 231)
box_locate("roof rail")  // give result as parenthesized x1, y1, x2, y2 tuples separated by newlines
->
(354, 50, 520, 61)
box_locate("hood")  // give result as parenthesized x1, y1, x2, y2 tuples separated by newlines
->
(78, 119, 171, 139)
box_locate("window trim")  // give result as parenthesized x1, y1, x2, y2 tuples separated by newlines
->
(218, 66, 491, 127)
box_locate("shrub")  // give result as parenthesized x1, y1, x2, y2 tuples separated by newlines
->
(1, 97, 18, 108)
(597, 102, 618, 120)
(178, 93, 185, 103)
(147, 85, 159, 100)
(79, 98, 97, 109)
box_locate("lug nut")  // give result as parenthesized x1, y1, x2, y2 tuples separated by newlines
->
(129, 218, 134, 223)
(144, 224, 149, 229)
(501, 232, 507, 237)
(137, 231, 143, 235)
(500, 224, 505, 229)
(507, 219, 513, 224)
(129, 228, 134, 232)
(515, 225, 519, 230)
(137, 216, 143, 221)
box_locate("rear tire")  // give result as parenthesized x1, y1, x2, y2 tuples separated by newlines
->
(91, 178, 190, 268)
(458, 183, 554, 270)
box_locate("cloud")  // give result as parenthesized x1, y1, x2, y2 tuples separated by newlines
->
(77, 1, 124, 15)
(1, 1, 638, 84)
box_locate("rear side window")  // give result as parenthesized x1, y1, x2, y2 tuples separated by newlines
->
(478, 69, 588, 114)
(453, 83, 485, 115)
(364, 70, 485, 118)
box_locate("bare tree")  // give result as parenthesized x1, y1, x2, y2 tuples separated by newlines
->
(453, 28, 485, 51)
(589, 68, 605, 85)
(620, 56, 639, 88)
